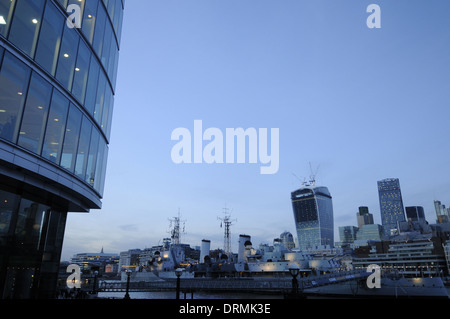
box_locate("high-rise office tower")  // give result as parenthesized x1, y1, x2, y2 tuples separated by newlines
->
(434, 200, 449, 224)
(405, 206, 426, 222)
(291, 185, 334, 250)
(0, 0, 124, 299)
(377, 178, 406, 237)
(356, 206, 374, 228)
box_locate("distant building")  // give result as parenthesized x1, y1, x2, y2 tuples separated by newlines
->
(353, 224, 384, 247)
(356, 206, 374, 228)
(291, 185, 334, 250)
(279, 231, 295, 250)
(70, 249, 119, 273)
(338, 226, 358, 247)
(434, 200, 450, 224)
(405, 206, 426, 222)
(353, 237, 448, 277)
(119, 249, 142, 272)
(377, 178, 406, 237)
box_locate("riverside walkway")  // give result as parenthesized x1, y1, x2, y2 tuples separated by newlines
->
(98, 270, 370, 294)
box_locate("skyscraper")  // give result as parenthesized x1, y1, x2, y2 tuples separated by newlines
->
(0, 0, 124, 299)
(377, 178, 406, 237)
(434, 200, 449, 224)
(356, 206, 374, 228)
(291, 185, 334, 250)
(405, 206, 425, 222)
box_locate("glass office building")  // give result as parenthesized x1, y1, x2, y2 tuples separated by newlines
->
(291, 186, 334, 251)
(0, 0, 124, 298)
(377, 178, 406, 237)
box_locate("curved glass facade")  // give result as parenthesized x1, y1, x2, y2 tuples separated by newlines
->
(0, 0, 124, 299)
(291, 186, 334, 250)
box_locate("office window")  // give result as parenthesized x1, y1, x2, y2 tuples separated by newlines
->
(72, 40, 91, 103)
(74, 116, 92, 179)
(61, 103, 82, 172)
(42, 90, 69, 163)
(8, 0, 45, 57)
(0, 52, 30, 142)
(18, 73, 52, 154)
(82, 0, 99, 44)
(35, 2, 64, 76)
(84, 56, 100, 115)
(0, 0, 16, 37)
(56, 26, 79, 91)
(85, 128, 99, 186)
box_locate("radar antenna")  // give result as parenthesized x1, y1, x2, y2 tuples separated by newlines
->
(168, 209, 186, 245)
(218, 206, 236, 257)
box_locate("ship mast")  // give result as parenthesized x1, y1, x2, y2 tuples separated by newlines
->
(218, 207, 236, 257)
(168, 209, 186, 245)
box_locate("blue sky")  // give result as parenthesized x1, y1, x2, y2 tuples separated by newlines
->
(61, 0, 450, 260)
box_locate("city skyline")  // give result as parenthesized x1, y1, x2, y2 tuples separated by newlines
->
(61, 0, 450, 260)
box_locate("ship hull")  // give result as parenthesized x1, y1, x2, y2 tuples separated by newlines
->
(304, 277, 449, 299)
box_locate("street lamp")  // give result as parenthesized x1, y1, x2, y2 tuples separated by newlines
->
(91, 270, 99, 294)
(289, 264, 300, 295)
(175, 268, 184, 300)
(124, 270, 131, 299)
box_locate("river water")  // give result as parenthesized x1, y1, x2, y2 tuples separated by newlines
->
(98, 291, 283, 299)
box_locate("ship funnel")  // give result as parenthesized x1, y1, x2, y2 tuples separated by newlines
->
(200, 239, 211, 263)
(238, 234, 251, 263)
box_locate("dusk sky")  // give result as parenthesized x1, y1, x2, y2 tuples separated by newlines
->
(61, 0, 450, 260)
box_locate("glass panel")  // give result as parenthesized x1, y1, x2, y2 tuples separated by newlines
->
(92, 2, 106, 57)
(0, 0, 16, 37)
(67, 0, 85, 18)
(100, 85, 112, 136)
(107, 32, 117, 78)
(0, 189, 21, 247)
(94, 70, 106, 123)
(84, 56, 100, 115)
(14, 198, 49, 252)
(74, 116, 92, 179)
(94, 137, 107, 193)
(35, 2, 64, 76)
(113, 0, 122, 37)
(55, 26, 79, 91)
(18, 73, 52, 154)
(8, 0, 45, 57)
(82, 0, 99, 44)
(72, 40, 91, 103)
(56, 0, 68, 9)
(0, 52, 31, 143)
(60, 103, 82, 172)
(85, 127, 99, 186)
(42, 90, 69, 164)
(101, 21, 112, 71)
